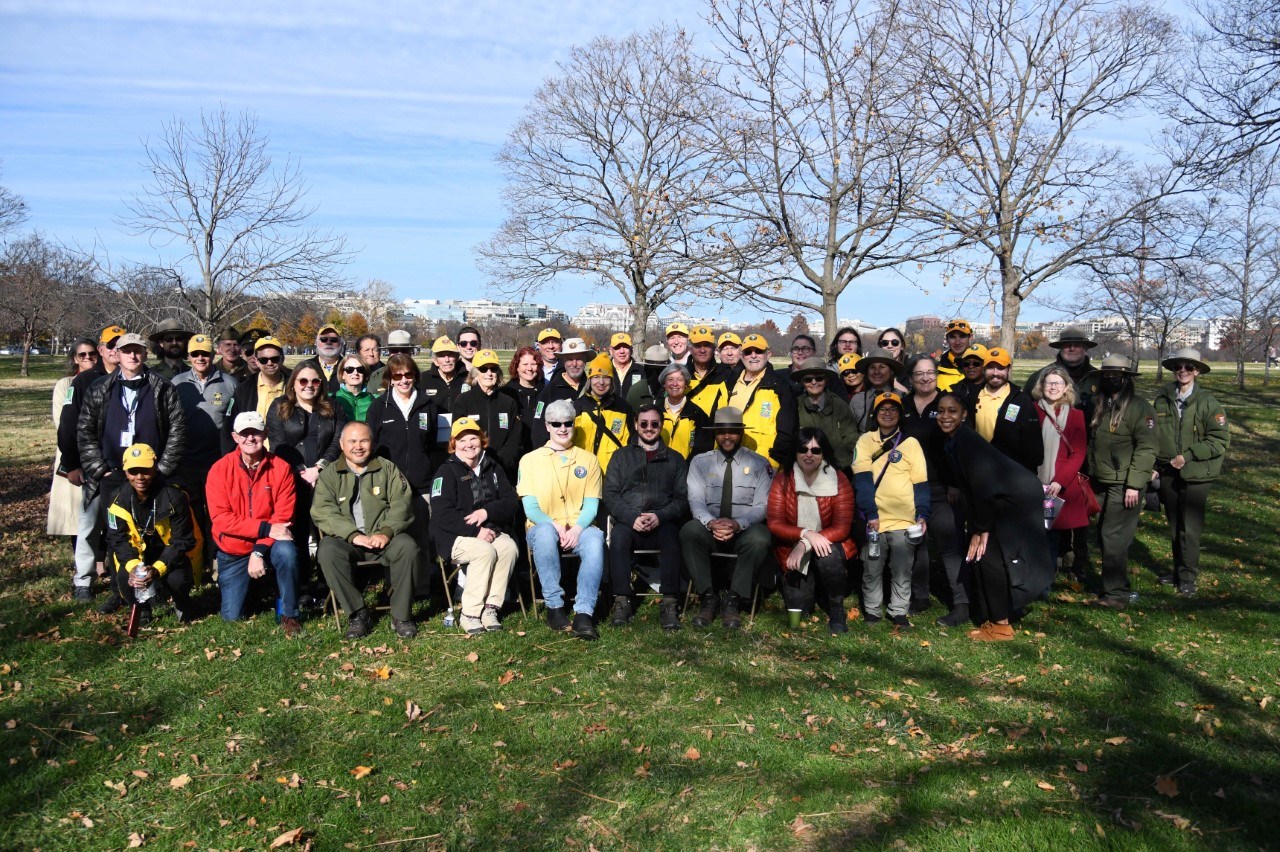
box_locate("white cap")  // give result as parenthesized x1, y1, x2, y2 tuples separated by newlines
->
(233, 411, 267, 433)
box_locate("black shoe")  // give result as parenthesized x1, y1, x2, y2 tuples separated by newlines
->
(97, 592, 124, 614)
(571, 612, 598, 640)
(1177, 582, 1197, 597)
(863, 613, 882, 626)
(136, 603, 153, 627)
(1157, 573, 1176, 586)
(908, 598, 931, 616)
(936, 604, 970, 627)
(344, 608, 372, 640)
(659, 597, 681, 631)
(609, 596, 633, 627)
(891, 614, 912, 631)
(1093, 596, 1127, 611)
(692, 593, 719, 628)
(545, 606, 570, 631)
(392, 617, 417, 639)
(827, 597, 847, 634)
(722, 594, 742, 630)
(73, 585, 94, 603)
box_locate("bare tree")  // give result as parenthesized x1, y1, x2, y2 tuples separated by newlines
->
(1199, 150, 1280, 388)
(476, 27, 744, 351)
(701, 0, 958, 335)
(1172, 0, 1280, 172)
(0, 166, 28, 237)
(903, 0, 1180, 351)
(0, 234, 95, 376)
(119, 107, 350, 332)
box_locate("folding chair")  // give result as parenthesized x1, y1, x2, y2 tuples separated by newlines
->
(323, 558, 392, 630)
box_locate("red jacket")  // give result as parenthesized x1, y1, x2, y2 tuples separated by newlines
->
(767, 467, 858, 569)
(1034, 404, 1090, 530)
(206, 450, 297, 557)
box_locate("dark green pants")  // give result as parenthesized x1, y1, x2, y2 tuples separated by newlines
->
(679, 520, 770, 600)
(1158, 475, 1212, 585)
(1098, 482, 1142, 601)
(317, 534, 419, 621)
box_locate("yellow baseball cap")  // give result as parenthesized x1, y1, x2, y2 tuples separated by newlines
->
(984, 347, 1012, 367)
(431, 336, 459, 355)
(690, 325, 714, 345)
(450, 416, 484, 440)
(665, 322, 690, 337)
(100, 325, 126, 345)
(585, 353, 615, 379)
(717, 332, 741, 349)
(253, 335, 284, 354)
(472, 349, 501, 370)
(187, 334, 215, 355)
(946, 319, 973, 336)
(873, 391, 905, 411)
(610, 333, 632, 349)
(741, 333, 769, 352)
(537, 328, 562, 343)
(961, 344, 989, 364)
(837, 353, 862, 374)
(121, 443, 158, 471)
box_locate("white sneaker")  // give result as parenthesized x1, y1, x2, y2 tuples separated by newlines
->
(460, 613, 485, 635)
(481, 605, 503, 632)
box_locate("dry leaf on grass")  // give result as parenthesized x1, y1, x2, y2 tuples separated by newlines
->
(1104, 736, 1129, 746)
(790, 816, 813, 838)
(1036, 781, 1056, 791)
(1155, 775, 1180, 797)
(269, 827, 306, 848)
(127, 832, 145, 847)
(405, 700, 422, 722)
(683, 746, 701, 761)
(466, 651, 479, 664)
(498, 669, 517, 686)
(351, 765, 373, 779)
(370, 665, 392, 680)
(168, 773, 190, 789)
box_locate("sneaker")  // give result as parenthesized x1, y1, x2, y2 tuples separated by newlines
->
(863, 613, 883, 626)
(936, 605, 970, 627)
(891, 614, 912, 631)
(136, 603, 153, 628)
(344, 608, 372, 640)
(1177, 582, 1197, 597)
(692, 593, 719, 628)
(571, 612, 598, 640)
(609, 596, 633, 627)
(392, 617, 418, 639)
(481, 605, 503, 632)
(659, 597, 681, 631)
(459, 614, 485, 635)
(73, 585, 94, 603)
(97, 591, 125, 614)
(1157, 573, 1176, 586)
(545, 606, 571, 631)
(281, 616, 303, 638)
(908, 599, 931, 616)
(722, 594, 742, 630)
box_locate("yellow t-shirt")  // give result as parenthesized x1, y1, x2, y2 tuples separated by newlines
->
(852, 431, 928, 531)
(256, 374, 286, 420)
(726, 372, 763, 412)
(517, 445, 603, 528)
(975, 383, 1010, 442)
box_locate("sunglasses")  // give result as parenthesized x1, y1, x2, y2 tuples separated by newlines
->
(742, 348, 765, 356)
(189, 351, 213, 358)
(342, 365, 366, 374)
(798, 446, 822, 455)
(458, 340, 480, 348)
(75, 352, 99, 360)
(879, 339, 902, 347)
(257, 355, 281, 364)
(802, 376, 826, 384)
(1173, 363, 1196, 372)
(162, 335, 187, 343)
(546, 421, 574, 429)
(637, 420, 662, 429)
(477, 365, 500, 374)
(238, 429, 265, 439)
(390, 372, 414, 381)
(296, 378, 322, 387)
(318, 336, 341, 344)
(961, 360, 983, 369)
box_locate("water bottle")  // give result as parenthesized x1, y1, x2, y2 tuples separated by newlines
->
(1128, 591, 1140, 604)
(133, 565, 155, 603)
(865, 528, 882, 561)
(442, 606, 455, 628)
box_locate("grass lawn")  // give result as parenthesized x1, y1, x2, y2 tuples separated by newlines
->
(1, 355, 1278, 849)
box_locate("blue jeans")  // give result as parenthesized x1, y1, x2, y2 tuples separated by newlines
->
(526, 523, 605, 614)
(217, 541, 299, 621)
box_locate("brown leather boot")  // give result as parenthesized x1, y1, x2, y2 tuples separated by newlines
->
(966, 622, 992, 639)
(972, 622, 1015, 641)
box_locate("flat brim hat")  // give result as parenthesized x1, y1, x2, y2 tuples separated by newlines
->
(253, 335, 284, 354)
(115, 332, 147, 351)
(703, 406, 746, 430)
(233, 411, 267, 433)
(387, 329, 413, 347)
(1050, 325, 1098, 349)
(99, 325, 126, 345)
(186, 334, 215, 355)
(984, 347, 1013, 368)
(665, 322, 690, 338)
(858, 348, 905, 376)
(431, 336, 459, 355)
(1098, 353, 1139, 375)
(148, 318, 193, 343)
(791, 356, 838, 384)
(239, 327, 269, 347)
(450, 416, 484, 440)
(537, 328, 562, 343)
(717, 332, 742, 349)
(560, 338, 591, 358)
(121, 443, 158, 471)
(945, 319, 973, 336)
(1162, 347, 1210, 374)
(690, 325, 714, 345)
(220, 325, 244, 343)
(472, 349, 501, 370)
(609, 332, 632, 349)
(641, 344, 670, 367)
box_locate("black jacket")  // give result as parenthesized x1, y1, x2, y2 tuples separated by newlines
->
(967, 382, 1043, 473)
(105, 482, 198, 574)
(429, 453, 519, 561)
(266, 398, 346, 473)
(367, 392, 439, 492)
(452, 387, 522, 479)
(419, 367, 468, 412)
(501, 378, 542, 454)
(77, 368, 187, 488)
(56, 362, 108, 471)
(603, 442, 689, 527)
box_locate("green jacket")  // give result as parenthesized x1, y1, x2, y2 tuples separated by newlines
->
(1087, 394, 1158, 490)
(1152, 382, 1229, 482)
(311, 456, 416, 542)
(797, 393, 857, 470)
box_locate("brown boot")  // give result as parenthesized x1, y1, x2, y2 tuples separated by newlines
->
(972, 622, 1015, 642)
(966, 622, 992, 639)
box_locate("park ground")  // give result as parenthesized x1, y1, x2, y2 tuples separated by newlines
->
(0, 355, 1277, 850)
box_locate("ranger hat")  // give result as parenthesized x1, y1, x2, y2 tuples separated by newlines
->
(560, 338, 592, 358)
(1050, 326, 1098, 349)
(386, 329, 413, 348)
(641, 344, 670, 367)
(238, 327, 269, 347)
(704, 406, 746, 431)
(858, 347, 905, 376)
(148, 318, 193, 343)
(1098, 353, 1139, 376)
(1162, 347, 1210, 375)
(220, 325, 244, 343)
(121, 443, 158, 471)
(791, 356, 839, 384)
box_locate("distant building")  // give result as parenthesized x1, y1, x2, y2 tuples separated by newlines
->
(401, 298, 565, 327)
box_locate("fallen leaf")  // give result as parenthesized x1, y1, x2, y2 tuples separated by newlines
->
(683, 746, 701, 761)
(790, 815, 813, 838)
(498, 669, 517, 686)
(204, 649, 217, 661)
(127, 831, 145, 847)
(1104, 736, 1129, 746)
(169, 773, 191, 789)
(81, 816, 94, 828)
(352, 765, 373, 779)
(371, 665, 392, 680)
(1036, 781, 1056, 791)
(1074, 761, 1088, 773)
(466, 651, 479, 664)
(379, 794, 390, 804)
(1155, 775, 1179, 797)
(405, 700, 422, 722)
(493, 702, 507, 711)
(269, 827, 306, 848)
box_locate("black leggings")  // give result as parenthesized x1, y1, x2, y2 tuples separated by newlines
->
(781, 549, 848, 614)
(970, 535, 1011, 624)
(114, 560, 193, 609)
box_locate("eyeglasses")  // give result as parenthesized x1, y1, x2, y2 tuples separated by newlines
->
(257, 355, 281, 364)
(1042, 379, 1067, 388)
(637, 420, 662, 429)
(75, 352, 98, 360)
(546, 421, 574, 429)
(390, 372, 414, 381)
(912, 370, 936, 378)
(296, 378, 322, 387)
(879, 338, 902, 347)
(318, 336, 341, 344)
(802, 376, 826, 384)
(790, 345, 813, 354)
(342, 365, 366, 374)
(798, 446, 822, 455)
(458, 340, 480, 348)
(837, 338, 858, 347)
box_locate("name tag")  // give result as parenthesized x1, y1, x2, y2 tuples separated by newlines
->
(120, 431, 134, 448)
(498, 413, 509, 429)
(1005, 403, 1020, 422)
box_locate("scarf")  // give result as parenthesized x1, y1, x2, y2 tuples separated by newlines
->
(1037, 399, 1067, 485)
(393, 389, 417, 421)
(792, 462, 839, 573)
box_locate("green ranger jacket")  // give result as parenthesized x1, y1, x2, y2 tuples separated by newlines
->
(1152, 383, 1229, 482)
(1087, 394, 1158, 490)
(311, 456, 416, 542)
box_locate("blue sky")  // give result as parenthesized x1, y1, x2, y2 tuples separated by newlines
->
(0, 0, 1171, 328)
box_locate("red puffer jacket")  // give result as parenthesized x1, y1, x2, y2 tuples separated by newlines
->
(206, 451, 297, 557)
(767, 466, 858, 569)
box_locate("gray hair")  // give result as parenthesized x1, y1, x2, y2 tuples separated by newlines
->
(659, 363, 690, 384)
(544, 399, 577, 424)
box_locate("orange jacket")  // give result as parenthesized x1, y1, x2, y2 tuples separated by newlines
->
(766, 467, 857, 569)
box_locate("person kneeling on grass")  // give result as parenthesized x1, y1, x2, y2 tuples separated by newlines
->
(206, 411, 302, 636)
(517, 398, 606, 641)
(102, 443, 199, 627)
(312, 422, 420, 640)
(430, 417, 520, 635)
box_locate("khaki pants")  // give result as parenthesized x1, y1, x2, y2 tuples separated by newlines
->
(451, 533, 519, 617)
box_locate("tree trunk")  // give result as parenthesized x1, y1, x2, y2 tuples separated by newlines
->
(822, 297, 838, 350)
(19, 326, 32, 378)
(631, 297, 651, 357)
(1000, 285, 1022, 353)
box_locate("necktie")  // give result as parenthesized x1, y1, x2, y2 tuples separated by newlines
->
(719, 454, 734, 521)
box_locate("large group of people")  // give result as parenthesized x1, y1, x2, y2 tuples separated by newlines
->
(47, 318, 1229, 643)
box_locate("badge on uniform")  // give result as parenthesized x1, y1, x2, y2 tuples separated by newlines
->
(499, 413, 509, 429)
(535, 402, 545, 418)
(1005, 403, 1020, 422)
(212, 392, 224, 407)
(611, 417, 623, 434)
(889, 450, 902, 463)
(64, 386, 74, 403)
(1146, 416, 1155, 429)
(431, 477, 443, 497)
(742, 466, 750, 476)
(107, 513, 117, 530)
(573, 465, 588, 479)
(372, 486, 381, 496)
(1216, 414, 1227, 426)
(419, 412, 430, 429)
(759, 401, 772, 419)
